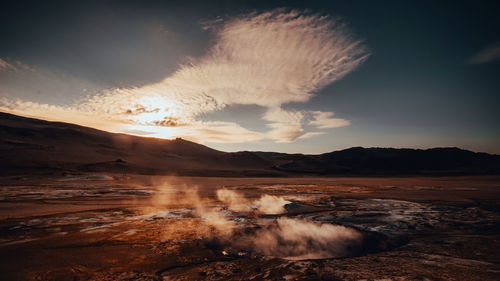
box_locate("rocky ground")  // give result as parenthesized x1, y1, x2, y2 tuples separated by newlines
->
(0, 175, 499, 280)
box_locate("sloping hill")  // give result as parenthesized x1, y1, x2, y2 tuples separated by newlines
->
(0, 112, 276, 176)
(1, 112, 499, 176)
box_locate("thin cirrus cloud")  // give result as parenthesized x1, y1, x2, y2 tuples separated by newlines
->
(308, 111, 351, 129)
(468, 42, 500, 64)
(0, 59, 17, 72)
(0, 9, 368, 144)
(0, 58, 35, 72)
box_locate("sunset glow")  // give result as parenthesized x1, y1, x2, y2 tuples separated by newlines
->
(0, 2, 499, 154)
(1, 2, 500, 280)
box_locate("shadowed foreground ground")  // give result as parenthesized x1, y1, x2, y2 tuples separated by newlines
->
(0, 175, 499, 280)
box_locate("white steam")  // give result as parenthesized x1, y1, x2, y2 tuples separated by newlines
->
(216, 188, 252, 212)
(148, 185, 362, 260)
(254, 194, 291, 214)
(216, 188, 290, 214)
(149, 186, 236, 237)
(249, 217, 362, 260)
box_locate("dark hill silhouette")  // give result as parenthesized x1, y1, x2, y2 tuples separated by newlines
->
(1, 112, 499, 176)
(0, 112, 275, 176)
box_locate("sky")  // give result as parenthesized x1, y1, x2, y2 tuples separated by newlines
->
(1, 0, 499, 154)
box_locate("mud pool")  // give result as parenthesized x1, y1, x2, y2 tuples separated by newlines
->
(0, 175, 499, 280)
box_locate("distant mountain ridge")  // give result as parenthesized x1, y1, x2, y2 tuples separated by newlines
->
(1, 112, 499, 176)
(264, 146, 500, 175)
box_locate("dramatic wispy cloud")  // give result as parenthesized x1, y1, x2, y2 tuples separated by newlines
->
(0, 9, 368, 144)
(165, 9, 368, 108)
(468, 42, 500, 64)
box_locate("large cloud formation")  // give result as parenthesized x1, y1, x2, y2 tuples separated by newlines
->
(0, 9, 368, 143)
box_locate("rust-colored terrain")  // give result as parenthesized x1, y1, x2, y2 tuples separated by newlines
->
(1, 113, 500, 280)
(1, 175, 499, 280)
